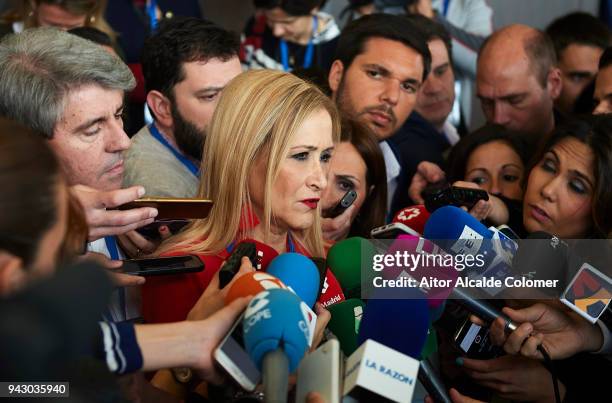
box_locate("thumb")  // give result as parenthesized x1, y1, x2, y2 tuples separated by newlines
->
(502, 304, 543, 324)
(206, 296, 251, 341)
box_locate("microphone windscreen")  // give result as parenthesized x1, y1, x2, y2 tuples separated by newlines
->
(392, 205, 430, 235)
(266, 253, 320, 307)
(225, 272, 287, 305)
(424, 205, 492, 243)
(242, 289, 310, 372)
(357, 287, 430, 358)
(327, 237, 376, 298)
(239, 238, 279, 271)
(327, 298, 365, 355)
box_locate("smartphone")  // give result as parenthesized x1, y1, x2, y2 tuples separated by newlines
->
(136, 219, 190, 240)
(218, 242, 258, 288)
(561, 262, 612, 324)
(117, 197, 213, 219)
(296, 339, 342, 403)
(214, 312, 261, 391)
(310, 257, 327, 303)
(323, 190, 357, 219)
(121, 255, 204, 277)
(453, 317, 503, 360)
(423, 182, 489, 213)
(370, 222, 420, 239)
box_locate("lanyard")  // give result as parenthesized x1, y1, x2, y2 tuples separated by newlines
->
(279, 15, 318, 72)
(104, 236, 126, 320)
(146, 0, 158, 30)
(442, 0, 450, 17)
(149, 123, 200, 178)
(226, 233, 296, 255)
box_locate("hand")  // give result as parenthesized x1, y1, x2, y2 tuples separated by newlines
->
(489, 303, 603, 360)
(187, 257, 256, 321)
(310, 303, 331, 350)
(321, 205, 356, 242)
(425, 388, 487, 403)
(190, 296, 252, 384)
(407, 0, 435, 18)
(409, 161, 445, 204)
(459, 354, 565, 402)
(117, 230, 159, 258)
(452, 181, 509, 224)
(71, 185, 158, 241)
(306, 392, 326, 403)
(78, 251, 145, 287)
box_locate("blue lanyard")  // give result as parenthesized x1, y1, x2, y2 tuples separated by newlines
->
(149, 123, 200, 178)
(226, 233, 296, 254)
(104, 236, 126, 320)
(146, 0, 158, 31)
(279, 15, 318, 72)
(442, 0, 450, 17)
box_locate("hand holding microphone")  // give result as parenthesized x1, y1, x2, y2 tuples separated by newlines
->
(489, 302, 604, 360)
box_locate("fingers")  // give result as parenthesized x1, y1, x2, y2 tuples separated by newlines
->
(311, 303, 331, 350)
(521, 333, 544, 359)
(206, 296, 251, 340)
(469, 315, 486, 326)
(409, 161, 445, 203)
(306, 392, 326, 403)
(449, 388, 487, 403)
(503, 322, 534, 355)
(109, 272, 146, 287)
(158, 225, 172, 240)
(97, 186, 146, 208)
(467, 199, 490, 221)
(80, 251, 123, 269)
(489, 316, 510, 346)
(409, 173, 428, 204)
(452, 181, 479, 190)
(220, 257, 256, 296)
(502, 305, 545, 324)
(88, 217, 156, 241)
(322, 205, 355, 241)
(117, 231, 159, 258)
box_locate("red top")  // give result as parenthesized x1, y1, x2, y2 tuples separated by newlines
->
(141, 237, 345, 324)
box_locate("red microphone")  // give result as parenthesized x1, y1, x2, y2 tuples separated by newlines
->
(318, 270, 346, 308)
(392, 205, 430, 235)
(239, 238, 279, 271)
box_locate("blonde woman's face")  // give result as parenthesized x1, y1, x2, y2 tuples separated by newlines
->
(35, 3, 88, 30)
(249, 109, 335, 232)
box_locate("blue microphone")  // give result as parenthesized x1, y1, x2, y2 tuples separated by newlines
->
(242, 288, 310, 402)
(266, 253, 320, 308)
(357, 287, 431, 358)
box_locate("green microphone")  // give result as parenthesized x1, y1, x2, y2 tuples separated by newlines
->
(327, 298, 365, 356)
(326, 237, 377, 299)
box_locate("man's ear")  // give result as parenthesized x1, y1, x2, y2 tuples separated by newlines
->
(146, 90, 173, 128)
(547, 67, 563, 101)
(0, 252, 25, 297)
(328, 60, 345, 97)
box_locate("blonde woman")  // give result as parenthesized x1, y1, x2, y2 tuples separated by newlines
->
(1, 0, 115, 41)
(142, 69, 343, 325)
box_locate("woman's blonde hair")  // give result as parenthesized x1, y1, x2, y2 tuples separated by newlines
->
(157, 70, 341, 257)
(5, 1, 117, 42)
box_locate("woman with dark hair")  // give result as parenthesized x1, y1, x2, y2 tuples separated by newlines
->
(242, 0, 340, 73)
(321, 118, 387, 240)
(447, 124, 530, 201)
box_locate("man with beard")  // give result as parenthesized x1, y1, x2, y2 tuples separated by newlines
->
(327, 13, 431, 215)
(124, 17, 242, 197)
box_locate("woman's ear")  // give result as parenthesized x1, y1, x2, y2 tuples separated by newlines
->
(0, 252, 26, 297)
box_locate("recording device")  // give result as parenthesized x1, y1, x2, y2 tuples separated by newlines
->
(121, 255, 204, 277)
(117, 197, 213, 219)
(392, 204, 431, 235)
(310, 257, 328, 303)
(218, 242, 258, 288)
(327, 237, 377, 300)
(370, 222, 420, 239)
(561, 262, 612, 324)
(243, 289, 311, 402)
(214, 312, 261, 391)
(453, 317, 503, 360)
(296, 339, 342, 403)
(419, 359, 452, 403)
(136, 219, 189, 240)
(422, 182, 489, 213)
(323, 190, 357, 218)
(266, 252, 321, 308)
(327, 299, 365, 356)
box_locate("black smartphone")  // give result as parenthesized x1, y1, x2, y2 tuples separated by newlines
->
(121, 255, 204, 277)
(423, 182, 489, 213)
(453, 317, 503, 360)
(323, 190, 357, 218)
(218, 242, 258, 288)
(310, 257, 327, 302)
(117, 197, 213, 219)
(136, 219, 190, 240)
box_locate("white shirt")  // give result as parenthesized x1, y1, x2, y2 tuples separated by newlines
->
(379, 140, 401, 215)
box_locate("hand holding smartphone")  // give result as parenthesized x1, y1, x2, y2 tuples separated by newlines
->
(117, 197, 213, 219)
(121, 255, 204, 277)
(323, 190, 357, 219)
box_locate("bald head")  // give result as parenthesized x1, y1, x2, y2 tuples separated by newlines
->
(476, 24, 561, 139)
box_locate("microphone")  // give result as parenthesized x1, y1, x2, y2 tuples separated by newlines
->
(327, 299, 365, 356)
(357, 287, 431, 359)
(266, 253, 320, 308)
(392, 205, 430, 235)
(327, 237, 377, 299)
(243, 289, 311, 403)
(419, 359, 452, 403)
(224, 272, 287, 305)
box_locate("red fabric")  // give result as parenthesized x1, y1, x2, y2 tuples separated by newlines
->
(127, 63, 146, 104)
(142, 236, 345, 323)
